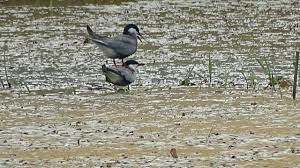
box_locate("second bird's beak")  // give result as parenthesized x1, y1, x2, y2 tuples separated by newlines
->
(138, 63, 145, 66)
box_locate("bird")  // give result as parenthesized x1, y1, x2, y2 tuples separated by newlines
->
(86, 24, 144, 65)
(102, 60, 144, 86)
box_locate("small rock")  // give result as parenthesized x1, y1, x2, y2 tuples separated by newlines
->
(170, 148, 178, 158)
(213, 132, 220, 136)
(291, 147, 300, 154)
(106, 163, 113, 167)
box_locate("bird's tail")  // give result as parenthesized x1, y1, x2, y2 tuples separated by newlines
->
(87, 25, 101, 39)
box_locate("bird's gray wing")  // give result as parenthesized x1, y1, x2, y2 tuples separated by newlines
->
(95, 35, 137, 56)
(117, 66, 135, 84)
(102, 65, 122, 77)
(87, 25, 137, 57)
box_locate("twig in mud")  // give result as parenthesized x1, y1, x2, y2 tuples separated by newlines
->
(86, 83, 114, 91)
(146, 156, 160, 163)
(0, 77, 4, 88)
(239, 70, 249, 89)
(22, 82, 31, 93)
(206, 122, 216, 146)
(3, 43, 11, 89)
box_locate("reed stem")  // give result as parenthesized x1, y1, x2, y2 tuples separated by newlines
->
(292, 52, 299, 100)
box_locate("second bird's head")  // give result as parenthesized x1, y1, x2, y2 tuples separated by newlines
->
(123, 24, 144, 42)
(123, 60, 145, 70)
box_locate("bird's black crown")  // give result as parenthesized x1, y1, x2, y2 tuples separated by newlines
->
(124, 60, 139, 65)
(123, 24, 140, 35)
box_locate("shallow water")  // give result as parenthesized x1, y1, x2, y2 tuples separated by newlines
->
(1, 0, 299, 89)
(1, 0, 300, 167)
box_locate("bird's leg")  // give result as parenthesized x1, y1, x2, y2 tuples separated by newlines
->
(122, 59, 124, 65)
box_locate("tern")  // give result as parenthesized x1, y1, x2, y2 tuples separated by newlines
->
(87, 24, 144, 65)
(102, 60, 144, 86)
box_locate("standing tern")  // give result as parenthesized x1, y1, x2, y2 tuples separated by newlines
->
(87, 24, 144, 65)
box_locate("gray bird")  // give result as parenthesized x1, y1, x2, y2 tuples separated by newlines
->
(102, 60, 144, 86)
(87, 24, 144, 65)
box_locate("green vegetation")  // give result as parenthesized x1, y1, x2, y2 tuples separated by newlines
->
(256, 57, 278, 90)
(180, 66, 195, 86)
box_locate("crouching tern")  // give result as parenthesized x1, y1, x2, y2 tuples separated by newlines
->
(102, 60, 144, 86)
(87, 24, 144, 65)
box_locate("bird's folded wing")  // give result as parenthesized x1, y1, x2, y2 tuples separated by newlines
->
(105, 66, 128, 78)
(90, 38, 110, 47)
